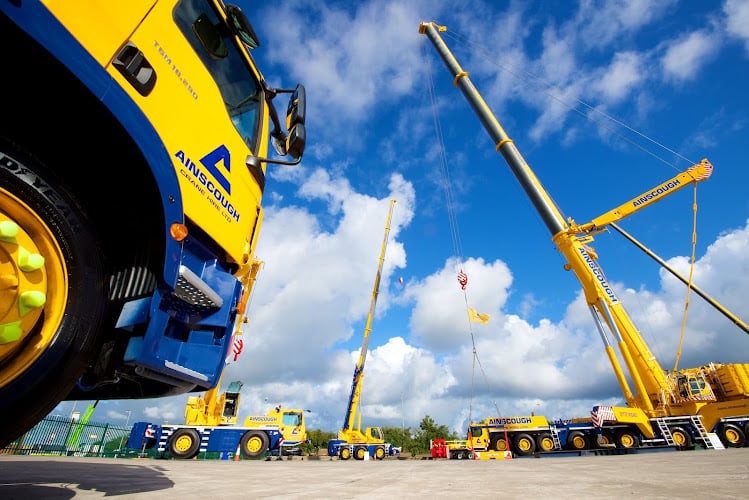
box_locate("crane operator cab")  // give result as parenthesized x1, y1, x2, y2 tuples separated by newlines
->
(675, 372, 715, 401)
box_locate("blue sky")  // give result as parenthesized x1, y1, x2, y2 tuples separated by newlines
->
(54, 0, 749, 437)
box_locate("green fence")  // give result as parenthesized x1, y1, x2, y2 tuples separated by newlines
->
(1, 416, 144, 458)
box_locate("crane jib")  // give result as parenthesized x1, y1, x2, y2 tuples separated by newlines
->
(632, 179, 682, 208)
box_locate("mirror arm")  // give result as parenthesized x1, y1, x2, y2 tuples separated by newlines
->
(246, 155, 302, 169)
(260, 80, 299, 153)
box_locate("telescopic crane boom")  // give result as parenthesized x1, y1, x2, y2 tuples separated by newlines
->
(420, 21, 749, 448)
(343, 199, 396, 433)
(328, 199, 397, 460)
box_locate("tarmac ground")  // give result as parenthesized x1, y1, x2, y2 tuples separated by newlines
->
(0, 447, 747, 499)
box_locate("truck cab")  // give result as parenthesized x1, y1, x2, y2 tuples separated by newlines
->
(0, 0, 306, 448)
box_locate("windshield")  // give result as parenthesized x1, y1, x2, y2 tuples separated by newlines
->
(281, 412, 302, 427)
(174, 0, 263, 152)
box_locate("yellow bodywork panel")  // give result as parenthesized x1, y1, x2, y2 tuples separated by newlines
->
(43, 0, 157, 65)
(482, 415, 552, 430)
(42, 0, 268, 266)
(713, 363, 749, 398)
(245, 408, 308, 443)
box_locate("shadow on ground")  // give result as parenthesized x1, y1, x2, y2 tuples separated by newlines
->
(0, 459, 173, 498)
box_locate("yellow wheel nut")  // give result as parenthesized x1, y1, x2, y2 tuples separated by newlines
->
(18, 249, 45, 272)
(0, 220, 19, 241)
(19, 290, 46, 316)
(0, 321, 23, 344)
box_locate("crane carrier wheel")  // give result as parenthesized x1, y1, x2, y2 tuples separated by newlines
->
(566, 431, 589, 451)
(339, 446, 352, 460)
(719, 424, 745, 448)
(536, 432, 556, 452)
(354, 446, 367, 460)
(490, 434, 510, 452)
(240, 431, 269, 459)
(512, 433, 536, 456)
(374, 446, 386, 460)
(168, 428, 201, 459)
(615, 429, 640, 449)
(0, 138, 105, 449)
(596, 431, 615, 448)
(669, 426, 693, 450)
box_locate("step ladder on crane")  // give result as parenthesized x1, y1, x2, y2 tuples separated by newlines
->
(690, 416, 716, 449)
(549, 427, 562, 450)
(654, 418, 676, 447)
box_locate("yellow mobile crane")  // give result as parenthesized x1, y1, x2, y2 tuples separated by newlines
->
(129, 257, 310, 460)
(421, 22, 749, 450)
(327, 199, 398, 460)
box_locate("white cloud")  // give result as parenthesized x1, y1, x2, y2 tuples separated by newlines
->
(661, 30, 721, 83)
(592, 51, 643, 102)
(724, 0, 749, 54)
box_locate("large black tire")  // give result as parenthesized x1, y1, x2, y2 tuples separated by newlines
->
(490, 434, 510, 452)
(513, 433, 536, 456)
(354, 446, 367, 460)
(566, 431, 588, 451)
(168, 428, 201, 459)
(719, 424, 745, 448)
(669, 426, 692, 450)
(615, 429, 640, 449)
(240, 431, 269, 459)
(595, 431, 615, 448)
(0, 138, 105, 448)
(537, 432, 556, 452)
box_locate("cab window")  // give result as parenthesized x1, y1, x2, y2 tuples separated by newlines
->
(173, 0, 263, 152)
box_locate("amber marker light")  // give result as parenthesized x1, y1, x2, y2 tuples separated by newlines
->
(170, 223, 189, 241)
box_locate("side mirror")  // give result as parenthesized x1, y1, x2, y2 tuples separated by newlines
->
(246, 84, 307, 167)
(286, 124, 306, 160)
(285, 85, 306, 160)
(286, 84, 306, 129)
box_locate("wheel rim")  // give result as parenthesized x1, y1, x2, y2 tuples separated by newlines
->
(597, 434, 613, 446)
(0, 187, 66, 386)
(570, 434, 586, 450)
(174, 434, 195, 453)
(246, 435, 264, 453)
(672, 430, 688, 447)
(539, 436, 555, 451)
(619, 433, 636, 448)
(723, 426, 742, 446)
(517, 437, 533, 452)
(494, 439, 508, 451)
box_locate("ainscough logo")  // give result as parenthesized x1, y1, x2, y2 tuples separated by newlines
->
(246, 416, 276, 423)
(632, 179, 681, 207)
(175, 145, 240, 223)
(578, 247, 618, 304)
(488, 417, 532, 425)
